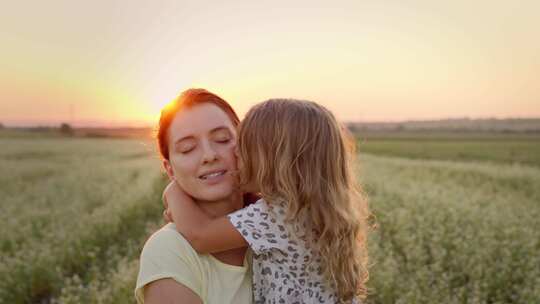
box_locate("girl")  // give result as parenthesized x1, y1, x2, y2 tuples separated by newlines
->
(165, 99, 370, 303)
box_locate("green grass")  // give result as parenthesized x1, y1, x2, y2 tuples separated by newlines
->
(0, 138, 166, 303)
(361, 155, 540, 303)
(1, 135, 539, 303)
(358, 138, 540, 167)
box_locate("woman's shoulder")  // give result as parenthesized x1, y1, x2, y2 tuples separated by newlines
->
(141, 223, 199, 259)
(136, 224, 206, 303)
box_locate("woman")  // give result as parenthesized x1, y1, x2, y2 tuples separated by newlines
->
(135, 89, 253, 304)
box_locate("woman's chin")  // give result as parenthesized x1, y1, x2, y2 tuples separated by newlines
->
(195, 184, 234, 202)
(191, 176, 236, 202)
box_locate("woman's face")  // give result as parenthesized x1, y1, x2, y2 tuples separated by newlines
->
(163, 103, 238, 202)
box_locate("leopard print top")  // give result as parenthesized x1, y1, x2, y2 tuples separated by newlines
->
(228, 199, 344, 304)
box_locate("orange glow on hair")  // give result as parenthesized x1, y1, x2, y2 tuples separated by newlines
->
(157, 88, 240, 160)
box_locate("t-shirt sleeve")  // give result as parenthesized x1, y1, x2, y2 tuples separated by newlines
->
(227, 199, 287, 255)
(135, 224, 204, 304)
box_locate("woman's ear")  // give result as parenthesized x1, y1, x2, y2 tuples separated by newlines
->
(162, 159, 175, 180)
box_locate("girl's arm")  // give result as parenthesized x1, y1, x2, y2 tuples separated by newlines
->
(163, 182, 247, 254)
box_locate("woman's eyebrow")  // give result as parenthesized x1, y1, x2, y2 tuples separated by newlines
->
(174, 127, 229, 144)
(209, 126, 231, 134)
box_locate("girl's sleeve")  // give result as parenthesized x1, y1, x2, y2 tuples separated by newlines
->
(227, 199, 286, 255)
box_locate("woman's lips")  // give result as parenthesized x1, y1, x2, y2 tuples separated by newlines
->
(199, 170, 228, 184)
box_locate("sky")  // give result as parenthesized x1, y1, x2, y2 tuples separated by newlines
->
(1, 0, 539, 127)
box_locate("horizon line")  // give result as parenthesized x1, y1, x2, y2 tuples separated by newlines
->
(3, 115, 540, 129)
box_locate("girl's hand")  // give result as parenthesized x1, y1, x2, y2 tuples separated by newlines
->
(163, 181, 196, 223)
(162, 182, 177, 223)
(163, 207, 173, 223)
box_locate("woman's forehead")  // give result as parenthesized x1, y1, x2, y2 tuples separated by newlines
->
(168, 103, 236, 140)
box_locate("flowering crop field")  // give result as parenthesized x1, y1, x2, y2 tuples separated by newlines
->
(362, 154, 540, 303)
(0, 138, 167, 303)
(1, 135, 539, 303)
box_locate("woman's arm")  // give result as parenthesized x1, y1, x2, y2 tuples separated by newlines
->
(144, 279, 202, 304)
(164, 182, 247, 254)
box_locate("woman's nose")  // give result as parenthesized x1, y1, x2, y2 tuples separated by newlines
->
(201, 141, 218, 163)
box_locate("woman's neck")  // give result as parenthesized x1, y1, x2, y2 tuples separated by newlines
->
(195, 196, 243, 219)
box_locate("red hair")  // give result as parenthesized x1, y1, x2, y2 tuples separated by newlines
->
(157, 88, 240, 160)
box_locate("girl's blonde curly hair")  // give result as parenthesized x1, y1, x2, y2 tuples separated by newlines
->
(238, 99, 370, 303)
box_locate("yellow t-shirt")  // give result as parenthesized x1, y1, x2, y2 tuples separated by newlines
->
(135, 223, 252, 304)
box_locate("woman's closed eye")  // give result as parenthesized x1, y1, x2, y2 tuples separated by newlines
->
(179, 145, 195, 154)
(176, 139, 197, 154)
(213, 129, 232, 144)
(216, 138, 231, 144)
(180, 147, 195, 154)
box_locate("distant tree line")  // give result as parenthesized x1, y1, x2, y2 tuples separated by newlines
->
(60, 123, 74, 136)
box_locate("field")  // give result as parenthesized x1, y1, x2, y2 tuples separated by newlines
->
(1, 132, 539, 303)
(0, 137, 167, 303)
(357, 131, 540, 167)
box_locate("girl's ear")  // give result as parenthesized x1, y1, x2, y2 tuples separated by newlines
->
(162, 159, 175, 180)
